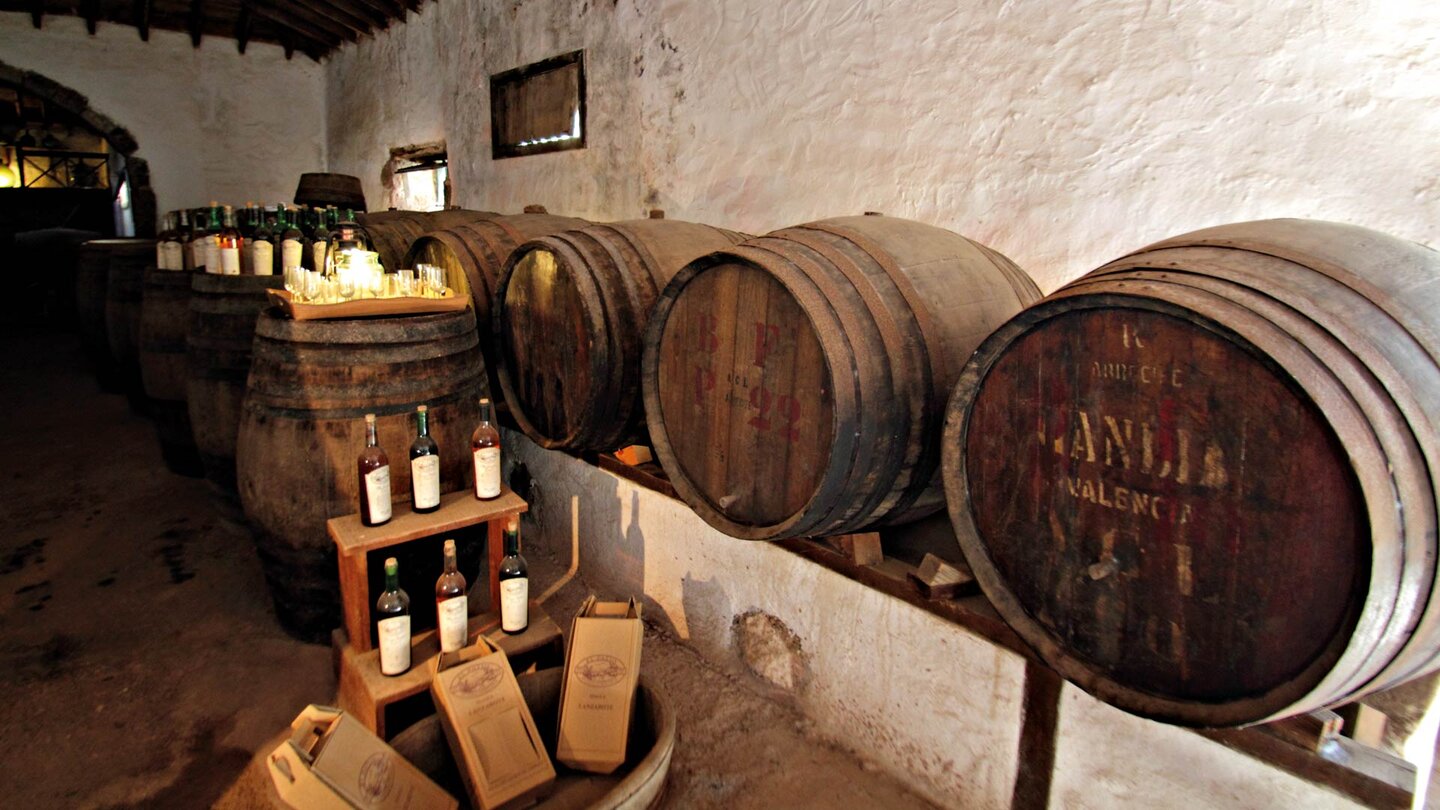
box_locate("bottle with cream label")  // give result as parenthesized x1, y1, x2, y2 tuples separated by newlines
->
(471, 397, 501, 500)
(358, 413, 392, 526)
(410, 404, 441, 513)
(376, 557, 411, 676)
(435, 539, 468, 653)
(498, 516, 528, 634)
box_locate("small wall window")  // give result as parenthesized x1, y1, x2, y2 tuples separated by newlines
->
(490, 50, 586, 159)
(385, 143, 449, 211)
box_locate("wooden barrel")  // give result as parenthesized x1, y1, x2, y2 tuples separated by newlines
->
(356, 208, 498, 273)
(140, 268, 202, 476)
(494, 216, 747, 450)
(943, 218, 1440, 727)
(294, 172, 366, 210)
(641, 214, 1040, 540)
(391, 668, 675, 809)
(236, 309, 488, 641)
(405, 209, 588, 403)
(187, 273, 284, 525)
(16, 227, 99, 327)
(102, 238, 157, 412)
(75, 241, 122, 391)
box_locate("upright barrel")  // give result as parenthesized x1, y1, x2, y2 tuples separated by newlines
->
(405, 208, 588, 401)
(187, 273, 284, 523)
(294, 172, 366, 210)
(236, 309, 488, 641)
(75, 241, 121, 391)
(140, 268, 202, 476)
(944, 219, 1440, 726)
(102, 238, 156, 412)
(642, 214, 1041, 540)
(495, 216, 747, 450)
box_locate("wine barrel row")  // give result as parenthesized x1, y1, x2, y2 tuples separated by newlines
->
(356, 208, 499, 274)
(103, 239, 156, 414)
(235, 309, 489, 641)
(139, 268, 202, 477)
(75, 241, 122, 391)
(494, 215, 748, 451)
(405, 208, 588, 401)
(641, 214, 1042, 540)
(943, 219, 1440, 726)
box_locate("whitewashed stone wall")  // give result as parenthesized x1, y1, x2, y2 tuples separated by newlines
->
(0, 14, 326, 215)
(325, 0, 1439, 292)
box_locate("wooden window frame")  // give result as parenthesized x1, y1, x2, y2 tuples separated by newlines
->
(490, 50, 587, 160)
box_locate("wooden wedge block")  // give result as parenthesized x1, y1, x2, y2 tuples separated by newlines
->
(825, 532, 884, 566)
(1259, 709, 1344, 752)
(908, 552, 976, 599)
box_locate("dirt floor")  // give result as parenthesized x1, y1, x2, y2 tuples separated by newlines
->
(0, 325, 936, 809)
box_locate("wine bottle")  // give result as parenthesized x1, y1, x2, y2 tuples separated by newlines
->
(203, 202, 225, 274)
(435, 539, 468, 653)
(376, 557, 411, 676)
(250, 205, 275, 276)
(311, 207, 332, 273)
(189, 207, 212, 273)
(410, 404, 441, 513)
(278, 205, 306, 272)
(155, 211, 177, 270)
(175, 208, 194, 271)
(218, 205, 243, 276)
(471, 397, 501, 500)
(499, 516, 528, 634)
(358, 413, 392, 526)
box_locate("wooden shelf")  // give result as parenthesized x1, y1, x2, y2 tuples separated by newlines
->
(328, 487, 529, 653)
(337, 603, 563, 739)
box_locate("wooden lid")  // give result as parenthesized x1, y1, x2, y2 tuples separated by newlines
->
(952, 300, 1368, 723)
(653, 258, 834, 528)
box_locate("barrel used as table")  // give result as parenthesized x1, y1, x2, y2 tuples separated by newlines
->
(943, 218, 1440, 727)
(494, 215, 747, 451)
(236, 308, 488, 642)
(75, 241, 122, 391)
(405, 208, 588, 404)
(140, 267, 202, 476)
(187, 273, 284, 526)
(641, 214, 1041, 541)
(102, 238, 157, 413)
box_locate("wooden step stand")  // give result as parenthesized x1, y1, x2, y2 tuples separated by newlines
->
(328, 487, 564, 738)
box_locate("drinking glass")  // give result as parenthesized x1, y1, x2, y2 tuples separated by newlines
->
(398, 270, 415, 297)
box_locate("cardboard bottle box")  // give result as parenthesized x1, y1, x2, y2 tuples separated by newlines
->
(557, 596, 644, 774)
(431, 636, 556, 809)
(267, 705, 457, 810)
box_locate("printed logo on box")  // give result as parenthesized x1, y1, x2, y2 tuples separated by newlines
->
(358, 752, 395, 801)
(453, 661, 505, 696)
(575, 654, 627, 688)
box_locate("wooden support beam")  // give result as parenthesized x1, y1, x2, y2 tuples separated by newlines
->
(187, 0, 203, 47)
(81, 0, 98, 34)
(259, 0, 358, 43)
(296, 0, 378, 36)
(132, 0, 150, 41)
(345, 0, 402, 27)
(29, 0, 42, 29)
(250, 3, 340, 54)
(235, 0, 252, 53)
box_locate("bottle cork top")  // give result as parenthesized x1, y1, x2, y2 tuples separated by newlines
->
(479, 397, 491, 406)
(443, 538, 455, 553)
(384, 557, 398, 573)
(364, 413, 376, 424)
(507, 515, 519, 531)
(417, 404, 428, 413)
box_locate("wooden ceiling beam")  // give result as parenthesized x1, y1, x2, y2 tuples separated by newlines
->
(287, 0, 371, 39)
(29, 0, 42, 28)
(81, 0, 99, 34)
(323, 0, 387, 31)
(345, 0, 402, 26)
(187, 0, 202, 46)
(235, 0, 251, 53)
(258, 0, 358, 43)
(133, 0, 151, 40)
(249, 2, 342, 51)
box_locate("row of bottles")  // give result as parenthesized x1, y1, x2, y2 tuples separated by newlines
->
(376, 519, 529, 676)
(358, 397, 503, 528)
(154, 202, 359, 276)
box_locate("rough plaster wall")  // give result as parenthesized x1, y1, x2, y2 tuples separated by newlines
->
(325, 0, 1439, 291)
(1051, 685, 1362, 808)
(508, 431, 1025, 809)
(0, 14, 326, 214)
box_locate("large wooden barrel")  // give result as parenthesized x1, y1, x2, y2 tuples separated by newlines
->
(236, 309, 488, 641)
(140, 268, 202, 476)
(356, 208, 498, 273)
(494, 216, 747, 451)
(294, 172, 366, 210)
(102, 238, 157, 412)
(187, 273, 284, 525)
(75, 241, 122, 391)
(943, 219, 1440, 727)
(15, 227, 99, 326)
(405, 209, 588, 402)
(641, 214, 1040, 540)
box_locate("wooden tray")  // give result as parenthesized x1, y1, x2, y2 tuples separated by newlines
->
(266, 287, 469, 320)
